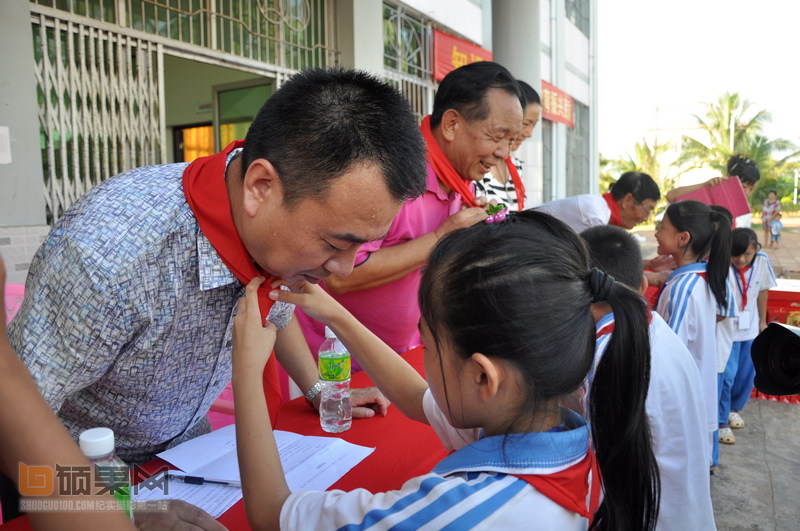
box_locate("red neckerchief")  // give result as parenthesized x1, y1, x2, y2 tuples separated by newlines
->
(736, 265, 753, 309)
(183, 140, 282, 426)
(420, 115, 477, 207)
(602, 193, 621, 226)
(513, 444, 600, 520)
(595, 311, 654, 338)
(505, 157, 526, 210)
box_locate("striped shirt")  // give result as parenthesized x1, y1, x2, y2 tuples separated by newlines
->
(474, 156, 525, 212)
(279, 390, 588, 530)
(655, 262, 718, 432)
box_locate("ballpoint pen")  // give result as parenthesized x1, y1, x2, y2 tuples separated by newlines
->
(167, 473, 242, 488)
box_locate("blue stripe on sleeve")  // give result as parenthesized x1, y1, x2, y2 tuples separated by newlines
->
(671, 275, 700, 333)
(437, 478, 528, 531)
(666, 275, 689, 329)
(336, 474, 500, 531)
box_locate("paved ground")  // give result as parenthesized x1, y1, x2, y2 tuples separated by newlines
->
(634, 215, 800, 530)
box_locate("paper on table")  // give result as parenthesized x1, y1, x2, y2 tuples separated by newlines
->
(131, 471, 242, 519)
(156, 424, 375, 491)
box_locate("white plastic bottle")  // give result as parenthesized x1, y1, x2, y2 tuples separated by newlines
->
(79, 427, 132, 519)
(318, 326, 352, 433)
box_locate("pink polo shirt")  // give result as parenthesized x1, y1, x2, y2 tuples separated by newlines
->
(296, 164, 464, 367)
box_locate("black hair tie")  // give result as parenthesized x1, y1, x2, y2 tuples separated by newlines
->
(589, 267, 615, 303)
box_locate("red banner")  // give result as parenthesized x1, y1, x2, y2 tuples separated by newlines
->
(541, 80, 574, 128)
(433, 29, 493, 82)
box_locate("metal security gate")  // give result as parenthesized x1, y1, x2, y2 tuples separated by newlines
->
(32, 8, 165, 223)
(382, 1, 436, 122)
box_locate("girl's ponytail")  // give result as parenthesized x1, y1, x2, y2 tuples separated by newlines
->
(706, 209, 733, 309)
(588, 271, 660, 531)
(666, 201, 733, 310)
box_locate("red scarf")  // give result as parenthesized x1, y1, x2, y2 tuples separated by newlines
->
(505, 157, 526, 210)
(602, 193, 621, 227)
(420, 115, 477, 207)
(513, 445, 600, 520)
(183, 140, 283, 426)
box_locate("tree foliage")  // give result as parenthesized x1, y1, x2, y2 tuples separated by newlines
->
(676, 92, 800, 207)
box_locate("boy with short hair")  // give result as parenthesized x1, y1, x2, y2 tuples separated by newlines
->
(581, 225, 716, 531)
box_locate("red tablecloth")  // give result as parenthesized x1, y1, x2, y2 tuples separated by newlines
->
(2, 347, 447, 530)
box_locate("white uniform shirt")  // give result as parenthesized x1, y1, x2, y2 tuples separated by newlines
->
(534, 195, 611, 233)
(592, 312, 715, 531)
(279, 390, 589, 530)
(655, 262, 718, 433)
(732, 251, 777, 342)
(716, 267, 739, 372)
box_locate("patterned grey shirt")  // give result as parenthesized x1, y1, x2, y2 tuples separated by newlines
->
(8, 155, 295, 464)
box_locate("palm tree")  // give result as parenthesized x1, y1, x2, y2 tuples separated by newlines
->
(602, 137, 675, 203)
(676, 92, 799, 195)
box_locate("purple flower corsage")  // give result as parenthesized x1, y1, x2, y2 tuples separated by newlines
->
(485, 204, 508, 224)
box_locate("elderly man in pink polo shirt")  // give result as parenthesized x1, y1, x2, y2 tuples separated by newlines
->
(297, 63, 524, 361)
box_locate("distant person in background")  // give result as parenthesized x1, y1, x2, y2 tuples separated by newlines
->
(476, 81, 541, 211)
(666, 154, 760, 228)
(770, 212, 784, 249)
(535, 171, 660, 232)
(762, 190, 781, 247)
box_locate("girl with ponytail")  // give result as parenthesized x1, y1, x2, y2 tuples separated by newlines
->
(655, 199, 733, 465)
(230, 210, 659, 531)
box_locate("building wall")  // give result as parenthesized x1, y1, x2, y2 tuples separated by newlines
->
(1, 0, 600, 286)
(0, 1, 46, 227)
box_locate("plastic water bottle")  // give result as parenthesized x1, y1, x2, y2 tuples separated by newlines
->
(79, 427, 132, 519)
(318, 326, 352, 433)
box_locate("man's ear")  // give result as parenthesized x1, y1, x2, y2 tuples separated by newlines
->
(242, 158, 281, 218)
(470, 353, 503, 402)
(439, 109, 461, 143)
(639, 275, 649, 296)
(621, 192, 636, 210)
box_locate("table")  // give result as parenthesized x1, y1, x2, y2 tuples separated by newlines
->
(1, 347, 447, 530)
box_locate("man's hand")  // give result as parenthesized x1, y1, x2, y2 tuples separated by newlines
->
(269, 279, 344, 328)
(434, 207, 487, 240)
(644, 254, 676, 272)
(135, 500, 227, 531)
(351, 386, 391, 418)
(233, 277, 278, 375)
(644, 271, 670, 288)
(473, 195, 499, 210)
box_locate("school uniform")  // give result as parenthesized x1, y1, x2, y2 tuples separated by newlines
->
(655, 262, 719, 438)
(279, 390, 594, 530)
(591, 312, 715, 531)
(721, 251, 777, 418)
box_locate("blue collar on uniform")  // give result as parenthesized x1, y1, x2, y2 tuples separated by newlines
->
(663, 261, 707, 286)
(432, 409, 589, 476)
